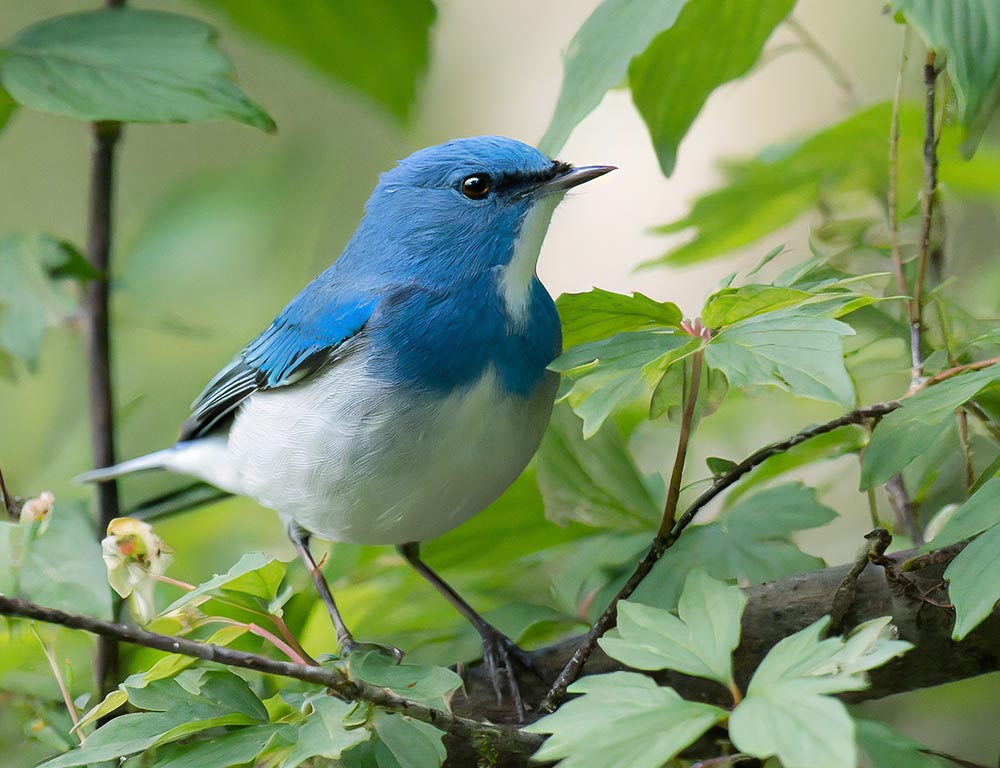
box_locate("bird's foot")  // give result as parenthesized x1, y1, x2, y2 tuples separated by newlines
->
(339, 637, 405, 664)
(480, 627, 542, 721)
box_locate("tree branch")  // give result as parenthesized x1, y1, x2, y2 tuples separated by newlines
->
(538, 401, 900, 711)
(0, 594, 541, 762)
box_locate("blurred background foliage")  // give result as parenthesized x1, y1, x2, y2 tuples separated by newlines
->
(1, 0, 1000, 765)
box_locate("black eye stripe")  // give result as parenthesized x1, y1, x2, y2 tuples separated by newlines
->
(461, 161, 572, 196)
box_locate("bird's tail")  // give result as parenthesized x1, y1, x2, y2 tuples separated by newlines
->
(75, 448, 175, 484)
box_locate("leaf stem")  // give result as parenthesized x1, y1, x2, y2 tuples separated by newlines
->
(30, 625, 85, 745)
(658, 349, 704, 538)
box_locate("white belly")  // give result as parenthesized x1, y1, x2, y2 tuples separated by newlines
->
(172, 356, 557, 545)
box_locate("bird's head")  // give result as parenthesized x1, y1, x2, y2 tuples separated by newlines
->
(356, 136, 613, 290)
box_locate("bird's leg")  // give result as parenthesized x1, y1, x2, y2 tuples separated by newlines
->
(397, 541, 540, 718)
(289, 526, 403, 662)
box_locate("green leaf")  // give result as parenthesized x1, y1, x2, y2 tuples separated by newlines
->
(629, 0, 796, 175)
(861, 366, 1000, 488)
(1, 9, 274, 130)
(160, 552, 286, 615)
(147, 724, 292, 768)
(891, 0, 1000, 156)
(926, 475, 1000, 548)
(556, 288, 682, 348)
(855, 718, 947, 768)
(648, 103, 913, 266)
(702, 285, 812, 328)
(192, 0, 435, 121)
(0, 232, 91, 373)
(554, 330, 698, 435)
(347, 652, 462, 709)
(537, 404, 662, 530)
(38, 672, 268, 767)
(704, 307, 855, 408)
(373, 711, 446, 768)
(282, 696, 370, 768)
(0, 85, 16, 133)
(944, 521, 1000, 639)
(525, 672, 727, 768)
(538, 0, 691, 156)
(18, 502, 112, 620)
(730, 616, 912, 768)
(634, 483, 835, 609)
(600, 569, 745, 687)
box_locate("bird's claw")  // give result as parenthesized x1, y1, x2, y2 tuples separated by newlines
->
(479, 628, 539, 721)
(340, 638, 405, 664)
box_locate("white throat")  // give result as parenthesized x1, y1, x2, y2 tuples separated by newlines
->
(500, 192, 563, 327)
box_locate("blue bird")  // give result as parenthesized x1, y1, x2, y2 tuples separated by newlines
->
(81, 136, 613, 712)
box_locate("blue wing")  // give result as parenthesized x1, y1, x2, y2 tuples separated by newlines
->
(180, 288, 377, 441)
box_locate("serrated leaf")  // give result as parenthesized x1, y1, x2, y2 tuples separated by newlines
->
(702, 285, 812, 328)
(731, 617, 912, 768)
(629, 0, 796, 175)
(556, 288, 682, 348)
(704, 307, 855, 408)
(891, 0, 1000, 156)
(553, 330, 698, 435)
(861, 365, 1000, 489)
(160, 552, 285, 615)
(373, 711, 446, 768)
(0, 232, 90, 373)
(600, 570, 745, 687)
(282, 696, 370, 768)
(944, 521, 1000, 639)
(731, 692, 855, 768)
(192, 0, 434, 121)
(525, 672, 727, 768)
(539, 0, 691, 156)
(347, 652, 462, 709)
(1, 9, 274, 130)
(633, 483, 836, 609)
(537, 404, 661, 530)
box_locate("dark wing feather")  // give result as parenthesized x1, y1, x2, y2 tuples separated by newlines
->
(179, 290, 377, 441)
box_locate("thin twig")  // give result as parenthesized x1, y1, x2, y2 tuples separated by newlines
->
(909, 49, 939, 389)
(0, 463, 17, 519)
(0, 595, 540, 754)
(30, 625, 85, 745)
(829, 529, 891, 634)
(957, 410, 974, 491)
(785, 17, 860, 104)
(887, 26, 910, 300)
(657, 349, 704, 538)
(539, 401, 901, 711)
(885, 475, 924, 546)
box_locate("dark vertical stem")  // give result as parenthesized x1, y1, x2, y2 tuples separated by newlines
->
(657, 349, 704, 538)
(85, 113, 123, 695)
(910, 49, 938, 388)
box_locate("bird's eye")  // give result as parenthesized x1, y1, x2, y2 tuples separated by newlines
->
(461, 174, 491, 200)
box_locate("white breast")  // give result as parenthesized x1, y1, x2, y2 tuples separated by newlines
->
(171, 356, 558, 546)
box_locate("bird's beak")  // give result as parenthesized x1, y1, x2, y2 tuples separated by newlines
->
(539, 164, 616, 195)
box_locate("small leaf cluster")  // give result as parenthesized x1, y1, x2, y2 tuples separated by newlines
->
(526, 571, 913, 768)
